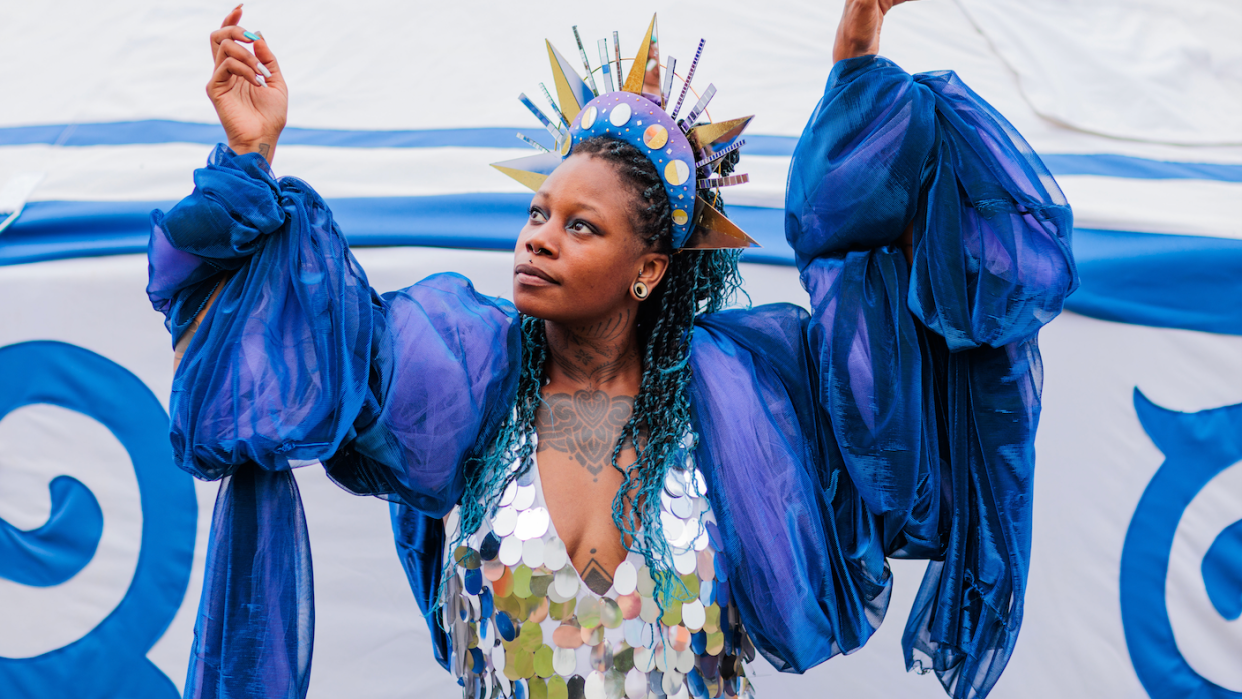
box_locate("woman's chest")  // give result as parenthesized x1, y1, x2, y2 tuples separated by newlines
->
(536, 437, 632, 594)
(534, 388, 639, 591)
(443, 452, 755, 699)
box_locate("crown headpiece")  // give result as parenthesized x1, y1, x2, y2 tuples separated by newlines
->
(491, 15, 759, 250)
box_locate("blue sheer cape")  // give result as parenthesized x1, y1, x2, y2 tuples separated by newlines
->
(147, 55, 1075, 699)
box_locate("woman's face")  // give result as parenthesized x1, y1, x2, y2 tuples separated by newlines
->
(513, 153, 669, 324)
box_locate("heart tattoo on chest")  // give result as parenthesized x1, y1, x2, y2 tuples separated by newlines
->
(536, 390, 635, 477)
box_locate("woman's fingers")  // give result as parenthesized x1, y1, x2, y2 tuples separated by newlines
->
(212, 6, 244, 58)
(215, 39, 270, 84)
(250, 34, 281, 83)
(220, 4, 242, 29)
(209, 6, 276, 84)
(210, 26, 278, 87)
(210, 55, 264, 90)
(210, 25, 253, 63)
(251, 33, 276, 66)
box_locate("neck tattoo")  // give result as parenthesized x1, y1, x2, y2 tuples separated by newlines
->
(536, 390, 634, 480)
(546, 308, 638, 389)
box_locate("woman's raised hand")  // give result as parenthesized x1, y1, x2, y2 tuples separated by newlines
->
(208, 6, 287, 163)
(833, 0, 916, 64)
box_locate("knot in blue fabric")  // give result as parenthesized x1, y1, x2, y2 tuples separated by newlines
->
(784, 56, 936, 265)
(161, 145, 285, 263)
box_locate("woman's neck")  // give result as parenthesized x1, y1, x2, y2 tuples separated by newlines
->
(543, 308, 642, 394)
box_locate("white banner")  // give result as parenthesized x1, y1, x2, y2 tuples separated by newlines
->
(2, 248, 1240, 698)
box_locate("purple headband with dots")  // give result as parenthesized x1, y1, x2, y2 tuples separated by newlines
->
(569, 92, 697, 245)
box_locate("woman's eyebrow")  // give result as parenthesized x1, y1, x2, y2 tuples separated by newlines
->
(565, 200, 602, 216)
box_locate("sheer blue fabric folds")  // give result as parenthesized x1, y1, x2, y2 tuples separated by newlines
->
(149, 148, 371, 699)
(147, 146, 519, 697)
(185, 466, 314, 699)
(727, 54, 1072, 697)
(152, 149, 374, 476)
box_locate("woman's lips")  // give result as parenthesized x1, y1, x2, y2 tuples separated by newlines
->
(514, 263, 558, 286)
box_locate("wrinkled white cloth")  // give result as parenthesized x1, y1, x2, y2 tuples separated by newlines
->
(956, 0, 1242, 146)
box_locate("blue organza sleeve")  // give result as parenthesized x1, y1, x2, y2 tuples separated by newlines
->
(148, 145, 519, 499)
(324, 274, 521, 518)
(151, 149, 374, 476)
(146, 145, 519, 695)
(690, 305, 892, 670)
(693, 55, 1076, 699)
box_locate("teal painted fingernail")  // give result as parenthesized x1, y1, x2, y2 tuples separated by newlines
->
(243, 31, 260, 41)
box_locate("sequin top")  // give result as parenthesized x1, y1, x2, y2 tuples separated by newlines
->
(443, 448, 756, 699)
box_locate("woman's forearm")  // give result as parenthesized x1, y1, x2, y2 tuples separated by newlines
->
(229, 138, 279, 164)
(208, 7, 288, 165)
(833, 0, 908, 64)
(174, 274, 230, 371)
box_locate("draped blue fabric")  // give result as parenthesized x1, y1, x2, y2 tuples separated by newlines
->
(147, 147, 519, 695)
(184, 466, 314, 699)
(147, 55, 1075, 699)
(152, 152, 375, 476)
(148, 151, 370, 699)
(771, 54, 1076, 696)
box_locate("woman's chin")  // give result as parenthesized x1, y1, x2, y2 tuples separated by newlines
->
(512, 290, 553, 319)
(514, 285, 623, 325)
(513, 293, 598, 326)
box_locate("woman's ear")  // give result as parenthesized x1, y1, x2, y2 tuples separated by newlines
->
(635, 252, 671, 297)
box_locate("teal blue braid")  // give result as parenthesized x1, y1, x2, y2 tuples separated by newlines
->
(435, 316, 547, 621)
(436, 135, 744, 618)
(610, 245, 743, 608)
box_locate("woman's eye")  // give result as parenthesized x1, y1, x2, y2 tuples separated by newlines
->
(568, 220, 593, 234)
(529, 208, 546, 222)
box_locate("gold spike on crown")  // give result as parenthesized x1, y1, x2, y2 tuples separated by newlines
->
(491, 15, 759, 250)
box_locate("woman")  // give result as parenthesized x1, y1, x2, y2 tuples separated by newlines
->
(148, 2, 1077, 698)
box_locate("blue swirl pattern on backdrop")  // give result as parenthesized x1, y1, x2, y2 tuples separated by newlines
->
(0, 475, 103, 587)
(1203, 521, 1242, 622)
(0, 341, 197, 699)
(1121, 391, 1242, 698)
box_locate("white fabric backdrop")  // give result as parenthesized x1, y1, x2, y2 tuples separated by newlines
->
(1, 0, 1240, 697)
(2, 0, 1240, 239)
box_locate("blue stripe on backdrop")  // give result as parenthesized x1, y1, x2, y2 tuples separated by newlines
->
(0, 121, 796, 157)
(4, 198, 1240, 335)
(1064, 228, 1242, 336)
(1038, 154, 1242, 183)
(3, 121, 1241, 180)
(0, 201, 160, 264)
(0, 198, 795, 267)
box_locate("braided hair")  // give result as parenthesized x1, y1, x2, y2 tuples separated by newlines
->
(445, 134, 745, 611)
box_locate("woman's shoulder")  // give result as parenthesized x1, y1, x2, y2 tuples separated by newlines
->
(694, 302, 810, 346)
(691, 302, 814, 382)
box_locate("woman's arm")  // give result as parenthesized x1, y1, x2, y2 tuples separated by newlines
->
(172, 273, 228, 371)
(834, 0, 917, 264)
(207, 6, 287, 163)
(167, 6, 284, 368)
(696, 4, 1076, 694)
(833, 0, 912, 64)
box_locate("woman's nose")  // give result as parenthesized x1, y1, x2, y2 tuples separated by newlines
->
(524, 227, 557, 257)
